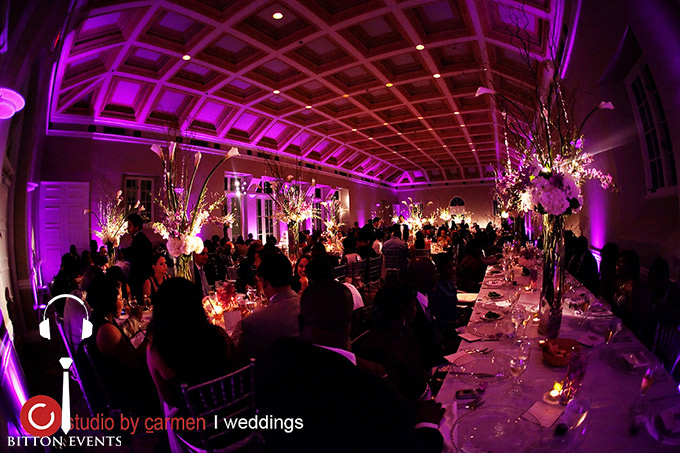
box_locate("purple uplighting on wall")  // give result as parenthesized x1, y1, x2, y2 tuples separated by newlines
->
(586, 183, 607, 251)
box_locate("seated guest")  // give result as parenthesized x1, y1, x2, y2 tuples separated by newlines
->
(410, 231, 428, 258)
(640, 259, 680, 348)
(382, 226, 409, 275)
(193, 246, 210, 297)
(143, 253, 169, 305)
(429, 254, 463, 346)
(106, 265, 131, 302)
(256, 280, 444, 453)
(456, 239, 487, 293)
(291, 254, 312, 293)
(77, 275, 157, 417)
(356, 231, 379, 261)
(236, 241, 262, 293)
(352, 284, 428, 401)
(613, 250, 650, 337)
(311, 241, 339, 267)
(232, 254, 300, 361)
(65, 266, 101, 351)
(305, 257, 364, 311)
(372, 229, 385, 256)
(408, 257, 443, 368)
(147, 278, 237, 409)
(567, 236, 598, 293)
(598, 242, 619, 302)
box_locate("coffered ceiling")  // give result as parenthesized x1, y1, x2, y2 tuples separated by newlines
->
(47, 0, 573, 187)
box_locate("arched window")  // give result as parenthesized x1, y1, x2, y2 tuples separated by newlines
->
(449, 197, 465, 207)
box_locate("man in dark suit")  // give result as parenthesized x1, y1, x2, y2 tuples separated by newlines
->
(232, 253, 300, 361)
(408, 257, 443, 368)
(126, 213, 152, 303)
(193, 246, 210, 297)
(396, 214, 410, 242)
(256, 280, 444, 453)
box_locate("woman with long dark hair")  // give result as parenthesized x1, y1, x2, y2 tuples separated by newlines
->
(147, 278, 237, 409)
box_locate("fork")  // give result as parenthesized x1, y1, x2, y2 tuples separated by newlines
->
(465, 348, 493, 355)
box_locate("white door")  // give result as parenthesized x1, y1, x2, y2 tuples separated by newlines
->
(38, 182, 90, 285)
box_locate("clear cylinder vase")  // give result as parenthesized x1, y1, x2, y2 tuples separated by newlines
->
(538, 214, 565, 338)
(176, 254, 194, 282)
(288, 221, 299, 261)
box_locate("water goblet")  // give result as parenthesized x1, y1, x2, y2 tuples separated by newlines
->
(129, 297, 138, 310)
(507, 357, 527, 397)
(511, 310, 524, 338)
(245, 300, 257, 315)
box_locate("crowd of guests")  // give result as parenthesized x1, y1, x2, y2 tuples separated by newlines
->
(47, 212, 679, 451)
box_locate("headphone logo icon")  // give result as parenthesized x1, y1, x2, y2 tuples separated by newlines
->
(39, 294, 92, 341)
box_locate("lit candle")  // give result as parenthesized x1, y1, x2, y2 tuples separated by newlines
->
(547, 381, 563, 401)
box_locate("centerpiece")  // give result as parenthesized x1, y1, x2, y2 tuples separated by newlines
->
(321, 198, 347, 256)
(482, 11, 615, 338)
(150, 141, 238, 281)
(263, 160, 316, 260)
(85, 190, 144, 266)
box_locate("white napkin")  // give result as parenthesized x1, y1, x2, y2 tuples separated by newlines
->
(575, 331, 605, 347)
(441, 403, 458, 453)
(523, 401, 563, 428)
(444, 351, 475, 366)
(622, 351, 651, 369)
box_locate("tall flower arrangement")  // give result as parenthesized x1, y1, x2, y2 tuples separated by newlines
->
(395, 197, 433, 236)
(479, 4, 615, 338)
(150, 141, 238, 281)
(321, 199, 346, 256)
(263, 160, 316, 259)
(85, 190, 144, 265)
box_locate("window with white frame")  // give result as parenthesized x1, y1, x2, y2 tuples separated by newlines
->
(256, 197, 274, 242)
(123, 176, 153, 221)
(226, 196, 242, 240)
(627, 60, 677, 191)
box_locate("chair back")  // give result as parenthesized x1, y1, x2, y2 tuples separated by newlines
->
(349, 260, 366, 287)
(366, 256, 383, 286)
(383, 248, 404, 271)
(180, 361, 258, 452)
(333, 264, 347, 281)
(414, 249, 430, 258)
(54, 312, 94, 416)
(652, 322, 680, 377)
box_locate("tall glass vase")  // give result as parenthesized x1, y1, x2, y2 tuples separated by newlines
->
(538, 214, 565, 338)
(287, 221, 299, 261)
(176, 254, 194, 282)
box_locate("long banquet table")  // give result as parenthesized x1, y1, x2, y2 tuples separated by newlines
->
(436, 260, 680, 452)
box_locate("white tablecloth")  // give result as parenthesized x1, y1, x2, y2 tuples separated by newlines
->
(437, 263, 680, 452)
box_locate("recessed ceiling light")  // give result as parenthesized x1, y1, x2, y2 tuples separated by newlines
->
(443, 145, 447, 147)
(461, 124, 466, 127)
(383, 122, 388, 126)
(417, 116, 423, 120)
(342, 94, 349, 98)
(368, 137, 373, 140)
(433, 73, 441, 78)
(182, 54, 191, 61)
(454, 111, 460, 115)
(272, 89, 280, 94)
(272, 12, 283, 20)
(416, 44, 425, 51)
(351, 128, 357, 131)
(397, 132, 402, 135)
(472, 148, 476, 152)
(428, 128, 433, 131)
(468, 142, 473, 145)
(385, 82, 393, 87)
(483, 68, 488, 71)
(305, 105, 312, 109)
(417, 148, 422, 150)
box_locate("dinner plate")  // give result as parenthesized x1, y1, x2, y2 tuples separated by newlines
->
(487, 291, 504, 299)
(645, 395, 680, 446)
(479, 311, 504, 322)
(451, 405, 543, 452)
(451, 353, 512, 385)
(467, 321, 514, 340)
(486, 280, 505, 288)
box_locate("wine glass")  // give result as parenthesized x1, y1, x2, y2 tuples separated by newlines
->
(245, 300, 257, 314)
(507, 358, 527, 397)
(511, 310, 524, 338)
(129, 297, 138, 310)
(604, 318, 622, 344)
